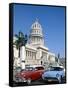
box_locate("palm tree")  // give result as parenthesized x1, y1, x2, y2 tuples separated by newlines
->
(14, 31, 27, 69)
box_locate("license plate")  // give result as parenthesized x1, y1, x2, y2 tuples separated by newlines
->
(48, 80, 52, 82)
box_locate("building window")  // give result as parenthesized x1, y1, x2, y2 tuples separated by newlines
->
(32, 52, 33, 59)
(32, 52, 36, 60)
(34, 30, 36, 34)
(30, 51, 31, 56)
(42, 52, 47, 60)
(26, 50, 27, 57)
(35, 53, 36, 59)
(37, 24, 38, 27)
(35, 24, 36, 28)
(28, 51, 29, 56)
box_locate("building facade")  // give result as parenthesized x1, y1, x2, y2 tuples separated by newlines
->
(13, 19, 55, 68)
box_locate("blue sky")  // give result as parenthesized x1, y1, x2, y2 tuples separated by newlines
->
(13, 4, 66, 57)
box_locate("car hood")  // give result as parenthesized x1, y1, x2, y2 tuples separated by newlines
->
(21, 70, 33, 76)
(43, 70, 59, 77)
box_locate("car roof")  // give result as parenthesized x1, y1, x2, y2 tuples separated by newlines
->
(28, 65, 43, 68)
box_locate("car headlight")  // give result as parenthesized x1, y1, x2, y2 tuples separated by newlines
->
(56, 74, 59, 78)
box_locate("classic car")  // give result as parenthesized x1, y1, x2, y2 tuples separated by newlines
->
(42, 66, 65, 83)
(15, 66, 44, 84)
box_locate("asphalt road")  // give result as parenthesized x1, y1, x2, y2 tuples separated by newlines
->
(13, 78, 66, 87)
(30, 77, 66, 85)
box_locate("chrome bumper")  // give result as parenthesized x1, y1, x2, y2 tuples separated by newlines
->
(43, 77, 58, 82)
(15, 77, 27, 82)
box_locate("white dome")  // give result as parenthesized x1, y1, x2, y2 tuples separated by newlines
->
(29, 19, 44, 46)
(30, 19, 43, 37)
(31, 20, 42, 30)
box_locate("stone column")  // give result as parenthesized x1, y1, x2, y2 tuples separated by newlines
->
(13, 46, 19, 68)
(20, 46, 26, 69)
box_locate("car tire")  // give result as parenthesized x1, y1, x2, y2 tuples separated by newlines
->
(27, 78, 31, 85)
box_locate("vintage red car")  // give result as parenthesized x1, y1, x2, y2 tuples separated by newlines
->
(15, 66, 44, 84)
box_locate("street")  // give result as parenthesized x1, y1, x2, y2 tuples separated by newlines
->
(13, 77, 66, 87)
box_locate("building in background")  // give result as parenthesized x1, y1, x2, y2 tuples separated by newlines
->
(59, 58, 65, 68)
(13, 19, 55, 68)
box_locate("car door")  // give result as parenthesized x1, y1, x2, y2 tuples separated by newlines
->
(31, 69, 40, 80)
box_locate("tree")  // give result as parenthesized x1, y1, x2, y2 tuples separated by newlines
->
(14, 31, 28, 69)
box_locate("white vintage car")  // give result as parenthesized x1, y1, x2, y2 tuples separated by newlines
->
(42, 66, 65, 83)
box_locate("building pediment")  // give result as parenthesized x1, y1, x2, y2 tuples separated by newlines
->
(37, 45, 49, 51)
(25, 44, 37, 52)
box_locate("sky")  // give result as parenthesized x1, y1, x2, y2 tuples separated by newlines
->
(13, 3, 66, 58)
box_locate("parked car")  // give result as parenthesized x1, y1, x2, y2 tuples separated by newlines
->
(42, 66, 65, 83)
(15, 66, 44, 84)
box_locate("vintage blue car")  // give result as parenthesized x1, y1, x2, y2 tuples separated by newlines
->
(42, 66, 65, 83)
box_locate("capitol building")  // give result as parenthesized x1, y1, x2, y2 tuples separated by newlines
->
(13, 19, 55, 68)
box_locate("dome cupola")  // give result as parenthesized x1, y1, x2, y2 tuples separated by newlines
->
(29, 18, 44, 46)
(30, 18, 43, 37)
(31, 19, 42, 30)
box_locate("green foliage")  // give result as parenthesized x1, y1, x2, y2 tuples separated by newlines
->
(14, 31, 28, 49)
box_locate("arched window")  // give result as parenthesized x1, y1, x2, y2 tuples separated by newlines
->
(37, 30, 38, 33)
(37, 24, 38, 27)
(35, 24, 36, 28)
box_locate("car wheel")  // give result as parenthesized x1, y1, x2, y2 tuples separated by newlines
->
(27, 78, 31, 85)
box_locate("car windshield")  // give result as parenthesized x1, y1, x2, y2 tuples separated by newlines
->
(36, 67, 44, 70)
(21, 66, 44, 71)
(48, 67, 64, 71)
(25, 67, 34, 71)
